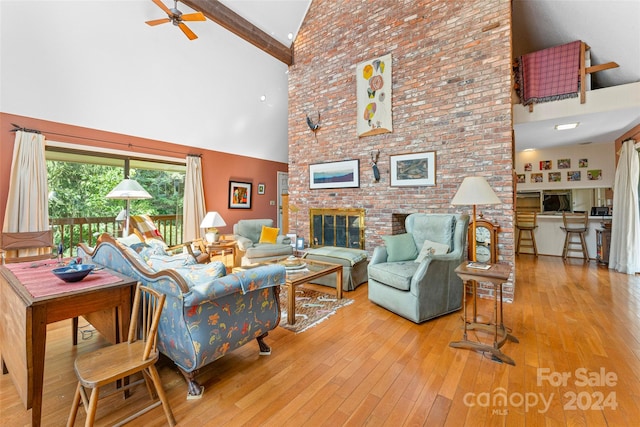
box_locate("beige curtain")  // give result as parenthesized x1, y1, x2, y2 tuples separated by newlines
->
(609, 139, 640, 274)
(3, 131, 49, 232)
(182, 155, 206, 242)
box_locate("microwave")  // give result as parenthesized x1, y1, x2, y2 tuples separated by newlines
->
(591, 207, 609, 216)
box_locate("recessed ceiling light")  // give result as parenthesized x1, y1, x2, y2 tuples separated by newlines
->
(260, 95, 266, 102)
(287, 32, 294, 40)
(555, 122, 579, 130)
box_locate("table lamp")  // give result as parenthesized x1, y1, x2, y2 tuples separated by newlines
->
(200, 211, 226, 243)
(451, 176, 501, 262)
(106, 178, 152, 237)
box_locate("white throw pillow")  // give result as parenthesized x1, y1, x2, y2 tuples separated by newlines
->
(415, 239, 450, 263)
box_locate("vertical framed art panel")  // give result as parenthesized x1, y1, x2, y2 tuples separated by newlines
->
(229, 181, 252, 209)
(356, 53, 392, 137)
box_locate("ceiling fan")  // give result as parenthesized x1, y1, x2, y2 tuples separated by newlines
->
(145, 0, 206, 40)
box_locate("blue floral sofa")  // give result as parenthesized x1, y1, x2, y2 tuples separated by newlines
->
(78, 233, 285, 399)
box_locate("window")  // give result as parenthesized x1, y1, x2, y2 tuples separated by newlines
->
(45, 146, 186, 251)
(46, 148, 186, 219)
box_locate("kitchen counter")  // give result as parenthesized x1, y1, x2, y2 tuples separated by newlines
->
(529, 215, 611, 258)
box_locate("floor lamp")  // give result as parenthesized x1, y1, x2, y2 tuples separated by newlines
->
(106, 178, 152, 237)
(451, 176, 501, 262)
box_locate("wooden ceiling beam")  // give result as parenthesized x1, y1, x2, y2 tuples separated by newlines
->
(181, 0, 293, 65)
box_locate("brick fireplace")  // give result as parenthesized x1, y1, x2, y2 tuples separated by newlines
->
(287, 0, 515, 301)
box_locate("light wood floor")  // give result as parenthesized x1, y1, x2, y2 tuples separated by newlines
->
(2, 255, 639, 426)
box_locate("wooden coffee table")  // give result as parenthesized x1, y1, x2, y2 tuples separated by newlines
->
(282, 258, 343, 325)
(234, 258, 343, 325)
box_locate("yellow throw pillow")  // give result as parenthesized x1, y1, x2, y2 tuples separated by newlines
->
(259, 225, 280, 244)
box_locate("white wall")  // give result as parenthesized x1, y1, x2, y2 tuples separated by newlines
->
(515, 141, 615, 191)
(0, 0, 289, 163)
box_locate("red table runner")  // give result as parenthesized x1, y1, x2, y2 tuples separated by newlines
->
(5, 260, 124, 299)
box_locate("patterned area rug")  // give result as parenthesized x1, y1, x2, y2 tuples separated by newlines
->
(278, 286, 354, 333)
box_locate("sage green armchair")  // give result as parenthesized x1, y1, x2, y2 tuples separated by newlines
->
(232, 219, 293, 265)
(367, 213, 470, 323)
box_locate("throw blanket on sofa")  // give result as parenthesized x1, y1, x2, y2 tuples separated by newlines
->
(515, 40, 581, 106)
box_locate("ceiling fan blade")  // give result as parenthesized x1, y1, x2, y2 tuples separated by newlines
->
(181, 12, 206, 22)
(151, 0, 172, 16)
(145, 18, 171, 26)
(178, 22, 198, 40)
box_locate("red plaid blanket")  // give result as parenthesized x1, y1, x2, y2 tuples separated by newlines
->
(516, 40, 581, 106)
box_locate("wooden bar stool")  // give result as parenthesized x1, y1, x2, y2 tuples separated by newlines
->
(515, 211, 538, 255)
(561, 212, 589, 261)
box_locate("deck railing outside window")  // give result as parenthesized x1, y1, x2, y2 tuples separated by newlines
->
(49, 215, 184, 256)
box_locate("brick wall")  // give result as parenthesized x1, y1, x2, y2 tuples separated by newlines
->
(288, 0, 515, 299)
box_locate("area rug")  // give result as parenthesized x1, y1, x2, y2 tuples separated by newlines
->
(278, 286, 354, 333)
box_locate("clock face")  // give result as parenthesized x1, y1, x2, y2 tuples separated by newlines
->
(476, 245, 491, 263)
(476, 226, 491, 243)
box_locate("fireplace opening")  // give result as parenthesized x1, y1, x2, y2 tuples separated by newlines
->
(309, 208, 365, 249)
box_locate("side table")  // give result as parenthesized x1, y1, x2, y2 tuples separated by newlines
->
(206, 240, 236, 268)
(449, 262, 519, 365)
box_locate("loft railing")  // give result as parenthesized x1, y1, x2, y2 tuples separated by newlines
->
(49, 214, 184, 256)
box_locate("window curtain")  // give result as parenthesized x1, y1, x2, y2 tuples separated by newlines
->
(609, 139, 640, 274)
(182, 155, 206, 242)
(3, 130, 49, 233)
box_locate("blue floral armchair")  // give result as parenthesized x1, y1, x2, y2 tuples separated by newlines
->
(78, 233, 285, 399)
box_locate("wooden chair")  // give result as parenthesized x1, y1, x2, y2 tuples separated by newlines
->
(561, 212, 589, 261)
(515, 212, 538, 256)
(67, 283, 176, 427)
(0, 230, 55, 264)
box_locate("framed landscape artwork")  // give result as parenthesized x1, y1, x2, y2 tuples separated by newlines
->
(390, 151, 436, 186)
(229, 181, 252, 209)
(309, 160, 360, 189)
(356, 53, 392, 137)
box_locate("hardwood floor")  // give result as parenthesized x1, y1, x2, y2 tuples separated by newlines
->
(2, 255, 639, 426)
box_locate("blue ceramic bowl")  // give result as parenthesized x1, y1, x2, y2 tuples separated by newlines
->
(52, 264, 95, 282)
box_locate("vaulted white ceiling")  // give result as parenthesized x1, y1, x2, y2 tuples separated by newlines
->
(1, 1, 638, 160)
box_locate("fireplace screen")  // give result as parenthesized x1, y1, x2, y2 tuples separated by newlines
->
(309, 208, 365, 249)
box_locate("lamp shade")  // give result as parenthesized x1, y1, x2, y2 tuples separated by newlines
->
(106, 179, 152, 200)
(115, 209, 127, 221)
(200, 211, 227, 228)
(451, 176, 501, 206)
